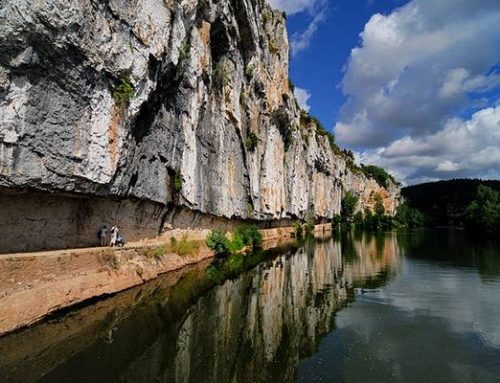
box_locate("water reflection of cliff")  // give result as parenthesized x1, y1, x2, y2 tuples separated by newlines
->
(0, 234, 401, 383)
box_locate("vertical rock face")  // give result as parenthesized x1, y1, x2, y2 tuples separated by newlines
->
(0, 0, 400, 248)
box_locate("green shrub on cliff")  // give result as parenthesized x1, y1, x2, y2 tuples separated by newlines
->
(206, 230, 230, 255)
(112, 77, 135, 106)
(293, 221, 303, 239)
(236, 225, 263, 248)
(245, 131, 260, 152)
(173, 171, 183, 192)
(304, 221, 315, 235)
(206, 225, 263, 256)
(178, 42, 191, 63)
(360, 164, 396, 187)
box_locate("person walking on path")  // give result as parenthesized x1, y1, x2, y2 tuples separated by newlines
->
(99, 225, 108, 247)
(110, 225, 119, 247)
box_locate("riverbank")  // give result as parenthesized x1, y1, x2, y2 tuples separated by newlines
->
(0, 224, 332, 336)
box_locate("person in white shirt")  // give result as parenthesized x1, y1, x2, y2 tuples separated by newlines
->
(110, 225, 118, 247)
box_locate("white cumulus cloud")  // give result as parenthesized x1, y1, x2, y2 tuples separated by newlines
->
(336, 0, 500, 183)
(358, 106, 500, 184)
(267, 0, 319, 15)
(269, 0, 328, 55)
(294, 87, 312, 112)
(290, 7, 327, 55)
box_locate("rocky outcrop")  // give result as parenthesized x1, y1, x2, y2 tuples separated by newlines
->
(0, 0, 400, 252)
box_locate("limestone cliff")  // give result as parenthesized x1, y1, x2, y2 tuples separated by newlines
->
(0, 0, 400, 252)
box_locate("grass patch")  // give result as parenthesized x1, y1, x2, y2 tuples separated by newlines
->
(143, 245, 168, 260)
(170, 235, 200, 257)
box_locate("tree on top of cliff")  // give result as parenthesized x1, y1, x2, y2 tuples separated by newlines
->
(360, 164, 397, 187)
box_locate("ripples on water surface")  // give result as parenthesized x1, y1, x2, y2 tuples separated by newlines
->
(1, 230, 499, 383)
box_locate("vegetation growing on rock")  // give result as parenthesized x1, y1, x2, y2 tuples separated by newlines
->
(245, 131, 260, 152)
(206, 225, 263, 256)
(173, 171, 183, 192)
(112, 77, 134, 106)
(360, 165, 397, 187)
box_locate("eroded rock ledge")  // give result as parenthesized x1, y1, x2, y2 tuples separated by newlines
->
(0, 225, 324, 335)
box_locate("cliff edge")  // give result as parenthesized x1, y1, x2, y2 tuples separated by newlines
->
(0, 0, 400, 252)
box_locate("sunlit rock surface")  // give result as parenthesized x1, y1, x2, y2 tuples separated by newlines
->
(0, 0, 400, 252)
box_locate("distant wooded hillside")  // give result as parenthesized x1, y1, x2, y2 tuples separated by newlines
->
(402, 179, 500, 226)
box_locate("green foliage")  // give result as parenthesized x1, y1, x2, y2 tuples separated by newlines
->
(402, 179, 500, 227)
(293, 221, 304, 239)
(304, 221, 315, 235)
(245, 131, 260, 152)
(143, 245, 168, 260)
(353, 211, 364, 227)
(374, 193, 386, 217)
(246, 203, 254, 216)
(343, 149, 355, 161)
(342, 191, 359, 224)
(288, 79, 295, 92)
(206, 230, 230, 255)
(213, 62, 230, 90)
(332, 214, 342, 227)
(364, 209, 374, 229)
(228, 231, 246, 253)
(173, 171, 183, 192)
(312, 117, 335, 148)
(177, 42, 191, 74)
(465, 185, 500, 234)
(269, 39, 279, 55)
(206, 225, 263, 256)
(205, 250, 269, 285)
(360, 164, 396, 187)
(112, 77, 135, 106)
(395, 204, 426, 228)
(178, 42, 191, 63)
(170, 235, 199, 257)
(236, 225, 263, 248)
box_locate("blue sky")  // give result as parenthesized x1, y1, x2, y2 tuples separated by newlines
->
(269, 0, 500, 185)
(287, 0, 409, 130)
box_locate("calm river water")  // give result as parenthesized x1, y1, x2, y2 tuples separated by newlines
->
(1, 230, 499, 383)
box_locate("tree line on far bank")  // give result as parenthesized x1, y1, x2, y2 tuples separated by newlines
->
(400, 179, 500, 236)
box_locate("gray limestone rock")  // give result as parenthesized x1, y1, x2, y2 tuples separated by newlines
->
(0, 0, 400, 229)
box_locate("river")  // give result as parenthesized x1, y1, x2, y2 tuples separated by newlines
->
(1, 230, 499, 383)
